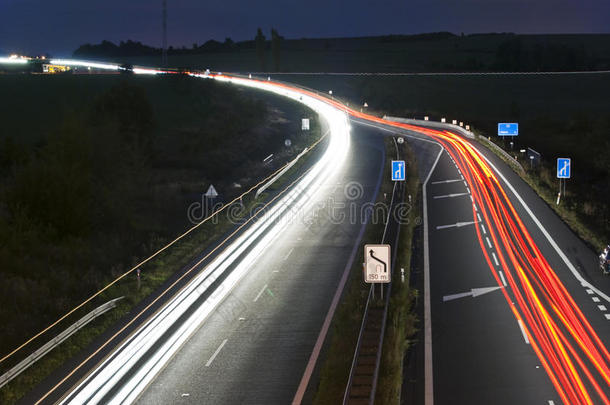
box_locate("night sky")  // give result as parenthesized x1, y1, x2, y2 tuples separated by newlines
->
(1, 0, 609, 56)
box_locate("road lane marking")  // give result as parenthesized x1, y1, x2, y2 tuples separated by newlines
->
(499, 271, 507, 287)
(433, 192, 469, 199)
(492, 252, 500, 266)
(598, 305, 607, 311)
(283, 248, 294, 261)
(517, 320, 530, 344)
(592, 297, 600, 303)
(469, 195, 474, 202)
(586, 289, 594, 295)
(422, 144, 444, 405)
(431, 179, 462, 184)
(549, 401, 555, 405)
(205, 339, 228, 367)
(474, 204, 478, 212)
(436, 221, 477, 230)
(477, 214, 482, 222)
(466, 187, 470, 194)
(480, 224, 487, 235)
(253, 284, 268, 302)
(463, 180, 468, 187)
(605, 314, 610, 320)
(485, 237, 492, 248)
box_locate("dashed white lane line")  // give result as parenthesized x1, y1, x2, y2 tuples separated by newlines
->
(480, 224, 487, 235)
(205, 339, 228, 367)
(492, 252, 500, 267)
(460, 174, 464, 180)
(283, 247, 294, 261)
(517, 320, 530, 344)
(592, 296, 601, 303)
(474, 204, 478, 212)
(463, 180, 468, 187)
(499, 270, 507, 287)
(485, 236, 493, 249)
(469, 195, 474, 202)
(253, 284, 268, 302)
(477, 213, 482, 222)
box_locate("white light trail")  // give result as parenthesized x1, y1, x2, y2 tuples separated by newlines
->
(60, 74, 350, 404)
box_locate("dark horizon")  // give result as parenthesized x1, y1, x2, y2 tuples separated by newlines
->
(1, 0, 609, 56)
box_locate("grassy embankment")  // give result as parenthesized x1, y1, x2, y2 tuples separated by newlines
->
(313, 137, 420, 404)
(0, 74, 322, 403)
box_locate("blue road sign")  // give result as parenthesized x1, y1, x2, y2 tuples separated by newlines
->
(498, 123, 519, 136)
(557, 158, 571, 179)
(392, 160, 406, 181)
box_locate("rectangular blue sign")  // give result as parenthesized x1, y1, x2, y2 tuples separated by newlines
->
(391, 160, 405, 181)
(498, 123, 519, 136)
(557, 158, 571, 179)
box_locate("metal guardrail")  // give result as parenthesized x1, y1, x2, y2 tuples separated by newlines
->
(476, 135, 525, 173)
(0, 297, 124, 389)
(383, 116, 475, 140)
(384, 115, 525, 173)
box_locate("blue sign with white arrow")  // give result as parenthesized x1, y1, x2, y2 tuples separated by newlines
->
(391, 160, 405, 181)
(498, 123, 519, 136)
(557, 158, 571, 179)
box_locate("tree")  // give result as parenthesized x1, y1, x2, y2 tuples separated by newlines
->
(271, 28, 282, 72)
(255, 28, 266, 71)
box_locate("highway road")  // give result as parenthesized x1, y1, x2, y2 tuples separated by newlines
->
(16, 63, 609, 404)
(134, 121, 387, 404)
(353, 116, 610, 404)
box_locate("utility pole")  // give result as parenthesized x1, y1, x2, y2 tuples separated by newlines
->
(162, 0, 168, 67)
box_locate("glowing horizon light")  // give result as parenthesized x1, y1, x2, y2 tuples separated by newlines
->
(0, 56, 28, 64)
(49, 59, 120, 70)
(132, 67, 161, 75)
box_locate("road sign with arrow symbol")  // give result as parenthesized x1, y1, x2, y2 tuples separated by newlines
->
(364, 244, 391, 283)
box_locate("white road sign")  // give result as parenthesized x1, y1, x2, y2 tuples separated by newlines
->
(364, 244, 391, 283)
(302, 118, 310, 130)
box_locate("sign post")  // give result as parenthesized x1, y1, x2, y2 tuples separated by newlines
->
(301, 118, 310, 131)
(556, 158, 571, 205)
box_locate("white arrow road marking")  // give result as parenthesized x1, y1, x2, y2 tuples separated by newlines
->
(431, 179, 463, 184)
(433, 192, 469, 199)
(443, 286, 503, 302)
(436, 221, 477, 230)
